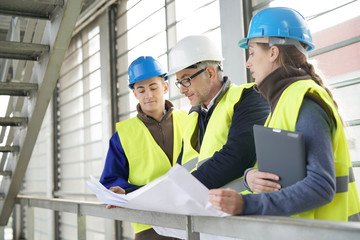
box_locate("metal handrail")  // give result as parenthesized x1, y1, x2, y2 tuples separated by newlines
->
(15, 195, 360, 240)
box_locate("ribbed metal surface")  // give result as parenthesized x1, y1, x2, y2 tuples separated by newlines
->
(0, 0, 63, 19)
(0, 40, 49, 60)
(0, 171, 12, 176)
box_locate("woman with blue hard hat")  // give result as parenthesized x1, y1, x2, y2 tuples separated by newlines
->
(100, 56, 186, 240)
(209, 7, 360, 221)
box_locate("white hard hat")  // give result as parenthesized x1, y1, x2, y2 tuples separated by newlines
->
(168, 35, 224, 75)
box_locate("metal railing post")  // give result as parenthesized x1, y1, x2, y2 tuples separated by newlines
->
(26, 206, 34, 240)
(0, 226, 4, 240)
(186, 216, 200, 240)
(77, 203, 86, 240)
(77, 213, 86, 240)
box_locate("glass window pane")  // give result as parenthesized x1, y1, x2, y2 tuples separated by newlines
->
(176, 1, 220, 40)
(270, 0, 360, 33)
(127, 0, 165, 29)
(127, 8, 166, 49)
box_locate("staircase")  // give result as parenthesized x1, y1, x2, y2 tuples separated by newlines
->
(0, 0, 83, 226)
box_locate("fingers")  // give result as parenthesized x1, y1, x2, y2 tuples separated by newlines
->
(106, 204, 119, 209)
(106, 186, 125, 209)
(209, 189, 243, 215)
(109, 186, 126, 194)
(253, 171, 280, 181)
(247, 169, 281, 193)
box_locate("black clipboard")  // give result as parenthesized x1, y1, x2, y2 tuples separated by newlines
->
(253, 125, 306, 188)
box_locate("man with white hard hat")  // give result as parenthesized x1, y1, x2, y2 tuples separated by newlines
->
(169, 35, 270, 191)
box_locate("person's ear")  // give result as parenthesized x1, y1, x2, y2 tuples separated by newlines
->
(132, 89, 139, 100)
(207, 65, 217, 81)
(163, 81, 169, 94)
(269, 46, 280, 62)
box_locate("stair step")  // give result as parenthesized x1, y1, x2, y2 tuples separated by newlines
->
(0, 193, 4, 200)
(0, 0, 63, 19)
(0, 41, 49, 61)
(0, 82, 38, 96)
(0, 146, 19, 153)
(0, 117, 28, 126)
(0, 171, 12, 177)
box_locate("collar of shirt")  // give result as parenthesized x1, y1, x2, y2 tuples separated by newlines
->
(136, 99, 173, 123)
(159, 108, 168, 121)
(201, 87, 222, 113)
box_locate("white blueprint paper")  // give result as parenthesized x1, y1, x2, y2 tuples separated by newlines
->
(87, 164, 241, 240)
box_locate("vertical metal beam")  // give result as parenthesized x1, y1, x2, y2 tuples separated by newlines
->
(219, 0, 248, 84)
(115, 220, 123, 240)
(12, 205, 21, 240)
(165, 0, 177, 52)
(109, 4, 119, 131)
(186, 216, 200, 240)
(106, 5, 123, 239)
(20, 205, 26, 239)
(99, 6, 113, 150)
(242, 0, 254, 83)
(52, 84, 61, 240)
(165, 0, 177, 101)
(115, 2, 130, 120)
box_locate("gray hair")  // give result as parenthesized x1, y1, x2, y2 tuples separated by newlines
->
(196, 61, 223, 82)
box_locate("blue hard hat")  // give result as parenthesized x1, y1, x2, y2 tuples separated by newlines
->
(128, 56, 168, 89)
(238, 7, 314, 51)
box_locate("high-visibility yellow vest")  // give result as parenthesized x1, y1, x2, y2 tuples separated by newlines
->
(265, 79, 360, 221)
(181, 83, 255, 192)
(117, 109, 187, 233)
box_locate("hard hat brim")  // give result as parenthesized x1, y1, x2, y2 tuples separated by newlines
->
(238, 38, 249, 49)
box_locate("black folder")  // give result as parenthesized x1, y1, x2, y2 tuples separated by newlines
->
(253, 125, 306, 188)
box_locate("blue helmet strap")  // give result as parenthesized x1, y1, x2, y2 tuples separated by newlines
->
(269, 37, 308, 57)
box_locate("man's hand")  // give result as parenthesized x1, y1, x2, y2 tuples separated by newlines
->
(106, 186, 126, 209)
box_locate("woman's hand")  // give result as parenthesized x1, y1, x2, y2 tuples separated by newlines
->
(246, 169, 281, 192)
(209, 188, 243, 215)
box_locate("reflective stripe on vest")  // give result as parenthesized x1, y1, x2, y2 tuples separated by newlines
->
(349, 212, 360, 221)
(336, 167, 356, 193)
(266, 79, 360, 221)
(181, 83, 255, 192)
(222, 179, 248, 192)
(117, 109, 187, 233)
(182, 157, 199, 171)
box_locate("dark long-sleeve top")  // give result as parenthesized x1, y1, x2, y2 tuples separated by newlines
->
(241, 66, 336, 215)
(242, 97, 336, 215)
(178, 77, 270, 189)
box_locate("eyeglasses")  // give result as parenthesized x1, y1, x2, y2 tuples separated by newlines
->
(175, 67, 207, 89)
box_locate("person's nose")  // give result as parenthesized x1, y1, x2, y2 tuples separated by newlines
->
(246, 59, 251, 69)
(179, 84, 187, 95)
(145, 90, 153, 99)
